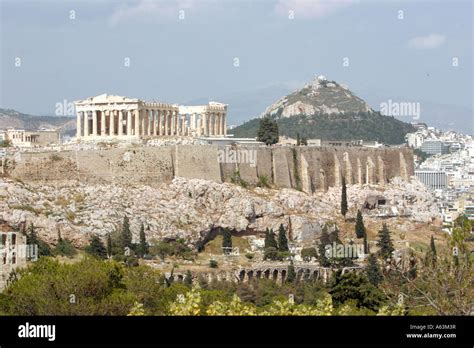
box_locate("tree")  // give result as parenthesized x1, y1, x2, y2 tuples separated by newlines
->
(120, 216, 133, 252)
(137, 223, 149, 258)
(264, 228, 278, 250)
(301, 247, 317, 262)
(53, 228, 76, 258)
(26, 223, 51, 257)
(376, 223, 394, 260)
(340, 177, 348, 217)
(277, 224, 289, 252)
(355, 210, 365, 238)
(300, 137, 308, 146)
(296, 133, 301, 146)
(425, 235, 437, 267)
(363, 229, 369, 254)
(222, 228, 232, 255)
(106, 233, 113, 258)
(257, 117, 279, 146)
(318, 243, 330, 267)
(286, 262, 296, 283)
(366, 254, 382, 286)
(184, 270, 193, 286)
(85, 235, 107, 259)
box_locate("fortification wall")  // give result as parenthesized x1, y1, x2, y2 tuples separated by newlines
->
(7, 145, 414, 191)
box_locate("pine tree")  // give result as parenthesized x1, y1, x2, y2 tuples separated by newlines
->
(286, 262, 296, 283)
(86, 235, 107, 259)
(106, 233, 113, 258)
(222, 228, 232, 255)
(257, 117, 279, 146)
(366, 253, 382, 286)
(376, 223, 394, 259)
(120, 216, 133, 251)
(296, 133, 301, 146)
(355, 210, 365, 238)
(277, 224, 289, 252)
(137, 223, 149, 258)
(340, 177, 348, 217)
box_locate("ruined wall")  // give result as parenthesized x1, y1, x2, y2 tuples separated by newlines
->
(8, 145, 414, 190)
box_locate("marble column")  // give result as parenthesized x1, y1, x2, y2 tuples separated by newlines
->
(101, 111, 106, 136)
(118, 110, 124, 136)
(148, 110, 152, 136)
(152, 110, 157, 136)
(76, 112, 82, 138)
(223, 113, 227, 135)
(92, 110, 98, 136)
(83, 111, 89, 137)
(127, 111, 132, 136)
(134, 109, 140, 136)
(110, 110, 115, 136)
(158, 110, 162, 136)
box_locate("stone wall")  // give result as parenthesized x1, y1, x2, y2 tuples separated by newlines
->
(7, 145, 414, 191)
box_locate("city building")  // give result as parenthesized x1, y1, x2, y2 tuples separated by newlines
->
(75, 94, 228, 140)
(0, 230, 27, 290)
(421, 140, 450, 155)
(415, 169, 448, 190)
(2, 128, 60, 147)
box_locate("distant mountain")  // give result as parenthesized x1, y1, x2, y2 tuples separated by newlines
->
(229, 76, 415, 144)
(0, 109, 75, 135)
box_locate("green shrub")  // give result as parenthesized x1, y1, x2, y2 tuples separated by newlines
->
(209, 259, 218, 268)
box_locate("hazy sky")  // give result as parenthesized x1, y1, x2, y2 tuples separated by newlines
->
(1, 0, 472, 124)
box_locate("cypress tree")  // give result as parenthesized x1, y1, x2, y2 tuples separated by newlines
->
(318, 229, 331, 267)
(264, 228, 278, 249)
(296, 133, 301, 146)
(429, 235, 437, 265)
(26, 223, 51, 257)
(278, 224, 289, 252)
(222, 228, 232, 254)
(184, 270, 193, 286)
(86, 235, 107, 259)
(355, 210, 365, 238)
(363, 229, 369, 254)
(121, 216, 132, 251)
(341, 177, 348, 217)
(366, 253, 382, 286)
(137, 223, 149, 258)
(286, 262, 296, 283)
(376, 223, 394, 259)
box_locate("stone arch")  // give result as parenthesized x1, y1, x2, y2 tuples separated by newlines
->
(247, 270, 254, 282)
(239, 270, 245, 282)
(281, 269, 287, 283)
(272, 269, 278, 281)
(296, 269, 304, 282)
(256, 270, 262, 279)
(264, 269, 271, 279)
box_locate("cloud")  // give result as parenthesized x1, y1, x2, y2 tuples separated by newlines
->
(274, 0, 356, 19)
(408, 34, 447, 49)
(108, 0, 200, 26)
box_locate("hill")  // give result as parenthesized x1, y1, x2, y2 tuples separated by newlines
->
(0, 108, 75, 135)
(230, 76, 415, 144)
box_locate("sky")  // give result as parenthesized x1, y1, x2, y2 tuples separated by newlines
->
(0, 0, 472, 128)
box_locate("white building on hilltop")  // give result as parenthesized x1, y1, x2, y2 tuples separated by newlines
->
(75, 94, 228, 140)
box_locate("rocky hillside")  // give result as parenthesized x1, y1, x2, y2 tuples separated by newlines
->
(0, 108, 75, 135)
(0, 176, 437, 249)
(230, 76, 415, 144)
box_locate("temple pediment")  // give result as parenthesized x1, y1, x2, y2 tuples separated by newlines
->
(76, 94, 140, 105)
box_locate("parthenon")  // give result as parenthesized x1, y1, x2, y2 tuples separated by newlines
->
(75, 94, 227, 139)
